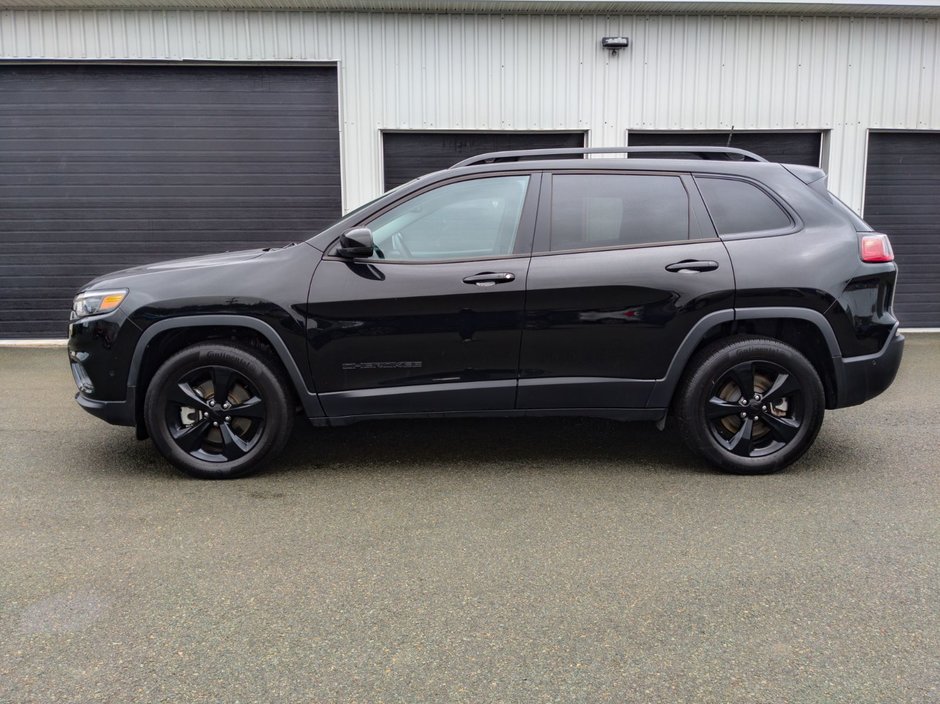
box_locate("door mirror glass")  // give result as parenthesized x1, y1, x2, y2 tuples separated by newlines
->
(336, 228, 375, 258)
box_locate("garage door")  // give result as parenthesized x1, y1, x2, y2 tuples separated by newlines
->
(383, 131, 586, 190)
(864, 132, 940, 327)
(627, 131, 822, 166)
(0, 64, 341, 339)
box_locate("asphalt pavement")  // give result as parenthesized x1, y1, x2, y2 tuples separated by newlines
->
(1, 337, 938, 703)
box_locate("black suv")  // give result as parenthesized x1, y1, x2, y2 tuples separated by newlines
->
(68, 146, 904, 479)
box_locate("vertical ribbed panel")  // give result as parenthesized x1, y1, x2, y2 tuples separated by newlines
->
(1, 10, 938, 211)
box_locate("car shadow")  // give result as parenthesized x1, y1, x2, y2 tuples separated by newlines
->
(266, 416, 711, 478)
(90, 414, 860, 481)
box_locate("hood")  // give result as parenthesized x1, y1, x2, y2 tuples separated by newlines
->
(80, 247, 274, 291)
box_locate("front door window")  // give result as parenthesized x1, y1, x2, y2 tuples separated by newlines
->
(365, 175, 530, 261)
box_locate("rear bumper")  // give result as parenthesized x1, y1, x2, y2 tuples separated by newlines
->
(834, 330, 904, 408)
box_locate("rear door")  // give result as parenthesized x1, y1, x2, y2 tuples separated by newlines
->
(518, 171, 734, 409)
(307, 173, 539, 417)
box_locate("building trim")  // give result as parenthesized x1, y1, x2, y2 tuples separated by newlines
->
(2, 1, 939, 16)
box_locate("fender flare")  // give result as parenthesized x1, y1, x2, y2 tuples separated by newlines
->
(646, 306, 841, 408)
(127, 315, 325, 419)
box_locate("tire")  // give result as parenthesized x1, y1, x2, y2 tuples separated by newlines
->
(674, 336, 825, 475)
(144, 342, 294, 479)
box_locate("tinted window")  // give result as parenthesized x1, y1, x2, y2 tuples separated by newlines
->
(366, 175, 529, 261)
(696, 176, 792, 235)
(550, 174, 689, 251)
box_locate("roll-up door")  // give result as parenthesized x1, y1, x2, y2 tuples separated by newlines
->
(0, 64, 341, 338)
(628, 131, 822, 166)
(383, 131, 586, 190)
(864, 132, 940, 327)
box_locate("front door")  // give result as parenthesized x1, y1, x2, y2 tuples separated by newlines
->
(306, 173, 539, 417)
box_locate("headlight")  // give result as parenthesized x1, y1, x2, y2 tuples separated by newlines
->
(72, 289, 128, 319)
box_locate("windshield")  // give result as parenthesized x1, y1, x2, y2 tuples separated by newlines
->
(345, 181, 415, 221)
(306, 180, 417, 245)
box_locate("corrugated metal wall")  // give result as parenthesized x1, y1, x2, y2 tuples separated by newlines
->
(1, 10, 938, 212)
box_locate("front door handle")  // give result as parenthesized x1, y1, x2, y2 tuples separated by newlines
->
(664, 260, 719, 273)
(463, 272, 516, 287)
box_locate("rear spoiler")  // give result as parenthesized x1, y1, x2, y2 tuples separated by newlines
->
(784, 163, 873, 231)
(783, 163, 828, 196)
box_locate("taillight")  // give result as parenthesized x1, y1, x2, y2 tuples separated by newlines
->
(859, 233, 894, 263)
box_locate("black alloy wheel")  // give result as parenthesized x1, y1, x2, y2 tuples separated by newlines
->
(145, 342, 294, 479)
(705, 360, 804, 458)
(674, 336, 824, 474)
(164, 365, 266, 463)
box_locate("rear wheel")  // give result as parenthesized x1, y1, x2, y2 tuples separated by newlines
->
(144, 342, 294, 479)
(674, 337, 824, 474)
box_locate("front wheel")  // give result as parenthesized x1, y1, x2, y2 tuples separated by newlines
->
(674, 337, 825, 475)
(144, 342, 294, 479)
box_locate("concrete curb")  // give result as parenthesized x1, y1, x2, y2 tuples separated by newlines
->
(0, 340, 69, 348)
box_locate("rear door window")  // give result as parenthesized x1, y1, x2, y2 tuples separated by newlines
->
(549, 174, 690, 251)
(694, 176, 792, 235)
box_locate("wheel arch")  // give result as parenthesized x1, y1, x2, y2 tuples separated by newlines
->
(648, 307, 841, 410)
(129, 315, 323, 438)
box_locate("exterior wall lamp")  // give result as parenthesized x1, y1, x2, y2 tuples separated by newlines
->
(601, 36, 630, 56)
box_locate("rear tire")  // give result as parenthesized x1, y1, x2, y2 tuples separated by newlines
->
(144, 342, 294, 479)
(674, 336, 824, 475)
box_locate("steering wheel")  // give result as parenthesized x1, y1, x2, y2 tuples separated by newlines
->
(391, 231, 413, 259)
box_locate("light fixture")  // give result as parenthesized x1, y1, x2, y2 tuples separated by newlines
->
(601, 36, 630, 55)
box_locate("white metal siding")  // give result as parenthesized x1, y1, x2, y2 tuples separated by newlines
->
(2, 2, 940, 15)
(1, 10, 938, 212)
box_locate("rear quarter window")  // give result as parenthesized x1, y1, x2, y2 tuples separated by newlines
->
(695, 176, 793, 236)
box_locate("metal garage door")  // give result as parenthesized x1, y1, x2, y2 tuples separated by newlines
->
(383, 131, 586, 190)
(628, 131, 822, 166)
(864, 132, 940, 328)
(0, 64, 341, 339)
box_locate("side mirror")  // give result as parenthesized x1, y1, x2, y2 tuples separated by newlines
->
(336, 228, 374, 258)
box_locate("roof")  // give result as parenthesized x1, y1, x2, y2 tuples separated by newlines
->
(4, 0, 940, 15)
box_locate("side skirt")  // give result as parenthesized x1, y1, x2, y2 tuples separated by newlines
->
(308, 407, 666, 427)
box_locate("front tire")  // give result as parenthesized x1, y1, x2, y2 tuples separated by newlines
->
(144, 342, 294, 479)
(674, 336, 825, 475)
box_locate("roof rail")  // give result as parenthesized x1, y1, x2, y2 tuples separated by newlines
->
(451, 146, 768, 168)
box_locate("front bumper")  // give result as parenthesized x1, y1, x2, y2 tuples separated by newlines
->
(834, 330, 904, 408)
(68, 308, 141, 428)
(75, 390, 136, 426)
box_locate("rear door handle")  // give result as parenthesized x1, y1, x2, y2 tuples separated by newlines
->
(463, 272, 516, 287)
(664, 260, 719, 273)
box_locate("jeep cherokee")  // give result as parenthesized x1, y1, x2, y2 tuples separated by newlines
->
(68, 146, 904, 478)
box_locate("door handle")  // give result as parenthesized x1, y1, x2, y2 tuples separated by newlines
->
(463, 272, 516, 287)
(664, 260, 720, 273)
